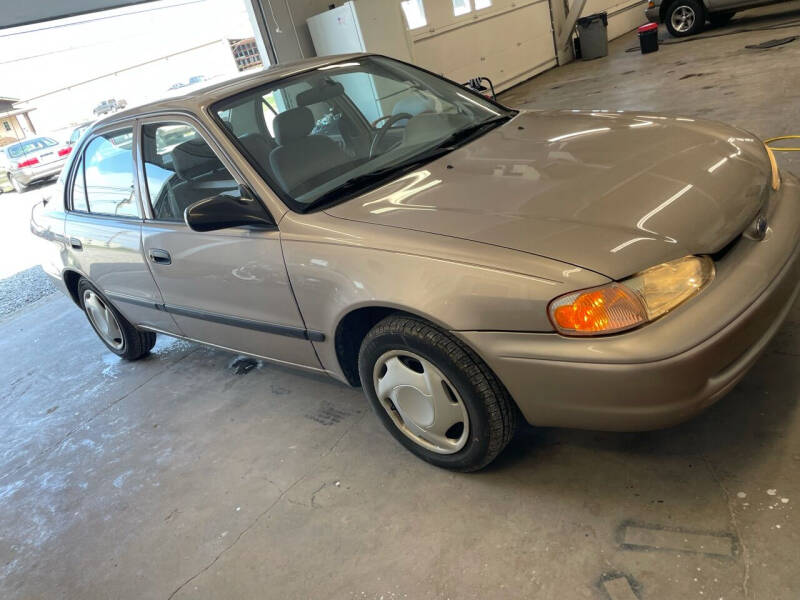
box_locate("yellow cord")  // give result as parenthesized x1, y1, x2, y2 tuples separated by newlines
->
(764, 135, 800, 151)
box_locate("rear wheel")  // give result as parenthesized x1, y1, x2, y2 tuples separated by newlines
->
(78, 278, 156, 360)
(709, 11, 735, 26)
(665, 0, 705, 36)
(10, 175, 26, 194)
(358, 314, 517, 471)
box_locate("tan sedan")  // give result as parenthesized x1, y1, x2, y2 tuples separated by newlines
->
(31, 54, 800, 470)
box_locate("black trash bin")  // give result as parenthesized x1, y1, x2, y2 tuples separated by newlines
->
(638, 23, 659, 54)
(576, 12, 608, 60)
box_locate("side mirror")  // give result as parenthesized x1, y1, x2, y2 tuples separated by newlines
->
(184, 186, 275, 232)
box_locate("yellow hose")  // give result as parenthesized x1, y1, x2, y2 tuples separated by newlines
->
(764, 135, 800, 151)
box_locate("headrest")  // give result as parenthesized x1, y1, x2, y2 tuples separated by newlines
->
(273, 107, 314, 145)
(238, 132, 276, 161)
(172, 138, 222, 180)
(296, 80, 345, 106)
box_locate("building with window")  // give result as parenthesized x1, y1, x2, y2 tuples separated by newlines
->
(0, 97, 37, 147)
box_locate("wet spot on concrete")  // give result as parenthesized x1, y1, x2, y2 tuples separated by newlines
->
(622, 70, 636, 75)
(270, 384, 290, 395)
(305, 402, 352, 426)
(230, 357, 259, 375)
(617, 520, 737, 558)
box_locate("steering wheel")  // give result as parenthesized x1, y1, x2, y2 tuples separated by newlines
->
(369, 112, 413, 159)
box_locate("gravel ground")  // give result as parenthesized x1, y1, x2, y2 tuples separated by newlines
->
(0, 266, 56, 322)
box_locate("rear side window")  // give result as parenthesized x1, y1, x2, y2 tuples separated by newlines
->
(71, 158, 88, 212)
(81, 128, 139, 218)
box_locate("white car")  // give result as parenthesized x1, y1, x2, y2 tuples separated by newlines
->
(1, 136, 73, 192)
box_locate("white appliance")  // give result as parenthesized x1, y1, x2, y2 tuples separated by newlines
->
(307, 1, 412, 62)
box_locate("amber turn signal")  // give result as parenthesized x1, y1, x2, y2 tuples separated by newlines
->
(548, 256, 715, 336)
(549, 283, 647, 335)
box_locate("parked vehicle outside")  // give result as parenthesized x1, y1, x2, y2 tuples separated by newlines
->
(93, 99, 118, 116)
(646, 0, 789, 35)
(67, 121, 94, 146)
(0, 165, 12, 193)
(2, 136, 72, 192)
(31, 54, 800, 470)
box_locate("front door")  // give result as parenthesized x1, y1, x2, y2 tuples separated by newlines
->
(137, 118, 321, 369)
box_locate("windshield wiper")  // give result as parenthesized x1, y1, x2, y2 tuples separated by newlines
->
(303, 114, 513, 213)
(431, 115, 512, 150)
(303, 145, 455, 212)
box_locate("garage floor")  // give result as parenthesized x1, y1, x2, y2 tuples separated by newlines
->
(2, 7, 800, 599)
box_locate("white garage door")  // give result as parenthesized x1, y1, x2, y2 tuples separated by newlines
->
(409, 0, 557, 92)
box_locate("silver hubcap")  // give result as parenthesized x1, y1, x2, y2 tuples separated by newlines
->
(671, 6, 696, 32)
(83, 290, 124, 350)
(373, 350, 470, 454)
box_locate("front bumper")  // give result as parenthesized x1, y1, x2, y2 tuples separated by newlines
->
(458, 172, 800, 431)
(645, 5, 660, 22)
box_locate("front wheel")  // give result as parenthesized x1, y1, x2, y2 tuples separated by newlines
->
(78, 278, 156, 360)
(358, 315, 518, 471)
(665, 0, 705, 36)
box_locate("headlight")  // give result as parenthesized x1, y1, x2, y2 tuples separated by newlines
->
(548, 255, 715, 336)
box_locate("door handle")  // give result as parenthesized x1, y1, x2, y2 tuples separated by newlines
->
(148, 248, 172, 265)
(69, 237, 83, 250)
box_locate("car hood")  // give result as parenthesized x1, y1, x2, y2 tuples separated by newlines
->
(325, 110, 772, 279)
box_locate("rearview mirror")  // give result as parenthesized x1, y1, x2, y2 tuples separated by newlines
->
(184, 187, 274, 232)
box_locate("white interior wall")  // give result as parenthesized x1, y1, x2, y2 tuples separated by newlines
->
(254, 0, 647, 92)
(408, 0, 558, 92)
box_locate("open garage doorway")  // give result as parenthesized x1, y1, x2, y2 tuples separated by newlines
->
(0, 0, 264, 316)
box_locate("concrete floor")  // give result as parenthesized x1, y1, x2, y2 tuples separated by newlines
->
(3, 8, 800, 600)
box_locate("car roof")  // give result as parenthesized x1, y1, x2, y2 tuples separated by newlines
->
(94, 53, 367, 128)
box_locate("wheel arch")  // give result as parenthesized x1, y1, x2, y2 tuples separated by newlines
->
(62, 268, 84, 306)
(334, 303, 462, 387)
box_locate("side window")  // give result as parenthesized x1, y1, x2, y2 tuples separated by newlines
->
(83, 128, 139, 218)
(71, 158, 88, 211)
(141, 121, 240, 222)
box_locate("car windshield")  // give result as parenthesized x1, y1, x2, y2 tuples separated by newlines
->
(6, 137, 58, 159)
(212, 55, 514, 212)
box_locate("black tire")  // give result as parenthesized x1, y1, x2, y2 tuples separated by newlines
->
(709, 11, 735, 26)
(665, 0, 705, 37)
(358, 314, 518, 472)
(78, 278, 156, 360)
(10, 175, 26, 194)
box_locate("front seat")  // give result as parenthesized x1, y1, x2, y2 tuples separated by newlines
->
(171, 139, 231, 212)
(269, 106, 349, 194)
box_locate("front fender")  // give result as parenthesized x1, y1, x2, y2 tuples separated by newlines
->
(280, 212, 609, 377)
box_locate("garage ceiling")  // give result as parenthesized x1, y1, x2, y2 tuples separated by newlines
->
(0, 0, 159, 29)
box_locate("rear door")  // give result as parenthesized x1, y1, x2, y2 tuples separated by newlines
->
(137, 115, 321, 369)
(64, 122, 180, 333)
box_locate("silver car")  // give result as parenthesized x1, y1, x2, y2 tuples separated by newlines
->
(31, 54, 800, 470)
(3, 136, 73, 192)
(646, 0, 790, 36)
